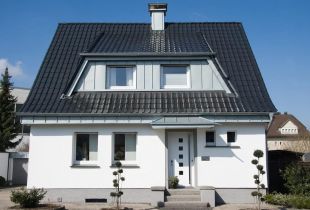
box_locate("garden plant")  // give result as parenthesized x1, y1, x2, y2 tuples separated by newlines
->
(251, 149, 266, 210)
(110, 161, 125, 210)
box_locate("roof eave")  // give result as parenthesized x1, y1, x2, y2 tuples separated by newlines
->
(17, 112, 274, 117)
(80, 52, 216, 58)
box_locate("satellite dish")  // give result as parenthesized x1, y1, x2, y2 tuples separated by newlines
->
(302, 153, 310, 162)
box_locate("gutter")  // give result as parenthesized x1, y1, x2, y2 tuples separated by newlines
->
(17, 112, 273, 117)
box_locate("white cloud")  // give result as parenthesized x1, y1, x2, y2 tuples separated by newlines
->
(0, 58, 24, 77)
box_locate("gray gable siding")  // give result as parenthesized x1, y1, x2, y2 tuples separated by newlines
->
(74, 59, 230, 92)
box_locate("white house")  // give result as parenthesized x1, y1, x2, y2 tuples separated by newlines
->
(19, 3, 276, 207)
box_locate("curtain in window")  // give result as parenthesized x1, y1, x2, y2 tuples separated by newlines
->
(162, 66, 187, 87)
(126, 68, 133, 86)
(125, 134, 136, 160)
(89, 134, 98, 160)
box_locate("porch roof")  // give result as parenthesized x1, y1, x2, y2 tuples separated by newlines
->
(151, 116, 216, 129)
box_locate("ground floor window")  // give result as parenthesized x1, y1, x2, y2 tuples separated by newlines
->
(206, 131, 215, 145)
(75, 133, 98, 161)
(227, 131, 236, 143)
(114, 133, 136, 161)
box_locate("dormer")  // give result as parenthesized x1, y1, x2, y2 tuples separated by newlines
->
(279, 120, 299, 135)
(68, 59, 233, 95)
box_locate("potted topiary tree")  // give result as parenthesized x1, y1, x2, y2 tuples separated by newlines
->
(110, 161, 125, 210)
(251, 149, 266, 210)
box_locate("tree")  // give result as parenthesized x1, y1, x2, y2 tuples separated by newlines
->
(251, 149, 266, 210)
(110, 161, 125, 210)
(0, 67, 20, 151)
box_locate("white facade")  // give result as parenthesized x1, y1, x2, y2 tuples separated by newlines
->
(27, 123, 267, 190)
(196, 124, 268, 188)
(28, 124, 166, 188)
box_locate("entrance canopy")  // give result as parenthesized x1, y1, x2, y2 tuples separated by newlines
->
(151, 116, 217, 129)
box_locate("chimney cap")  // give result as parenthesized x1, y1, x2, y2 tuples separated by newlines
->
(148, 3, 167, 15)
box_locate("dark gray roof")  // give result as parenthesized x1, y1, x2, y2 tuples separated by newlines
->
(20, 22, 276, 115)
(88, 31, 212, 53)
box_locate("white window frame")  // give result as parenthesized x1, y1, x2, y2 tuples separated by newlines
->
(106, 65, 136, 90)
(160, 65, 191, 89)
(73, 132, 99, 166)
(112, 132, 137, 165)
(226, 131, 237, 145)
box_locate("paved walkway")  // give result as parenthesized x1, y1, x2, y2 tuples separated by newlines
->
(0, 186, 17, 209)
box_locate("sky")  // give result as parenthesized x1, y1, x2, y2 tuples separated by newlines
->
(0, 0, 309, 128)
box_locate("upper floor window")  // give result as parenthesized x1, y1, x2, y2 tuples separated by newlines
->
(160, 66, 190, 89)
(106, 66, 136, 89)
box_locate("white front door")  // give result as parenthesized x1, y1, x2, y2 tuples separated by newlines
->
(168, 132, 192, 187)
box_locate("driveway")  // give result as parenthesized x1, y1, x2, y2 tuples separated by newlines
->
(0, 186, 17, 209)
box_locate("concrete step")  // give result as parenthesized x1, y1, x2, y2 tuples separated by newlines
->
(166, 189, 200, 196)
(163, 201, 210, 208)
(166, 194, 201, 202)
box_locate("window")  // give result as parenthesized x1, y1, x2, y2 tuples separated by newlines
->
(206, 131, 215, 145)
(106, 66, 136, 89)
(114, 133, 137, 161)
(161, 66, 190, 89)
(227, 132, 236, 143)
(75, 133, 98, 162)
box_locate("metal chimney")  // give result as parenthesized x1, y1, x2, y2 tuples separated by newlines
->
(148, 3, 167, 30)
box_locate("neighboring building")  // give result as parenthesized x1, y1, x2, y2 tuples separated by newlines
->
(267, 112, 309, 193)
(19, 4, 276, 206)
(267, 112, 309, 152)
(11, 87, 31, 152)
(0, 87, 30, 185)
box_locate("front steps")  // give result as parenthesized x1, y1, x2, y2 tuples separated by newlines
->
(163, 189, 211, 209)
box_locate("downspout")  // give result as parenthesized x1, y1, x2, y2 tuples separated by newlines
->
(6, 152, 9, 184)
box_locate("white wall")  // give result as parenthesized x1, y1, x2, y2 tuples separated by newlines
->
(196, 123, 268, 188)
(28, 123, 267, 189)
(0, 152, 9, 180)
(27, 124, 166, 189)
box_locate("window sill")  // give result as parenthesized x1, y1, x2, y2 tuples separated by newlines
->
(110, 164, 140, 168)
(71, 164, 100, 168)
(205, 145, 240, 149)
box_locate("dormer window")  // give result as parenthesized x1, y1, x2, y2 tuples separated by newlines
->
(160, 65, 190, 89)
(279, 120, 299, 135)
(106, 66, 136, 89)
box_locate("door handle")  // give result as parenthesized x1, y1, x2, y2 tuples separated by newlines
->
(170, 160, 173, 166)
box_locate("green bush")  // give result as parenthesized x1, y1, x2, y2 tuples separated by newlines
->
(168, 176, 179, 189)
(10, 187, 47, 208)
(282, 163, 310, 195)
(0, 176, 6, 187)
(264, 193, 310, 209)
